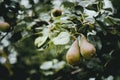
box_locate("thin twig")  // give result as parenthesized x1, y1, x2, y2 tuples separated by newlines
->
(0, 32, 8, 41)
(71, 68, 82, 75)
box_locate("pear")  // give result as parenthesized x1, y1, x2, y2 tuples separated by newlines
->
(66, 39, 81, 65)
(80, 34, 96, 59)
(0, 22, 10, 32)
(51, 8, 62, 17)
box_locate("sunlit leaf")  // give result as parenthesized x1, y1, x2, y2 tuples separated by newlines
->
(52, 61, 66, 71)
(52, 32, 70, 45)
(79, 0, 96, 7)
(40, 13, 51, 21)
(34, 36, 48, 47)
(42, 71, 54, 76)
(40, 61, 53, 70)
(42, 28, 50, 36)
(62, 1, 74, 8)
(85, 17, 95, 24)
(84, 9, 98, 17)
(103, 0, 114, 12)
(34, 28, 50, 47)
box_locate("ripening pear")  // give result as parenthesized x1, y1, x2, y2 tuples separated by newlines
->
(0, 22, 10, 32)
(51, 8, 62, 17)
(66, 39, 81, 65)
(80, 34, 96, 59)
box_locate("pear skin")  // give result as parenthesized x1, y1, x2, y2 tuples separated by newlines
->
(0, 22, 10, 32)
(51, 9, 62, 17)
(66, 39, 81, 65)
(80, 34, 96, 59)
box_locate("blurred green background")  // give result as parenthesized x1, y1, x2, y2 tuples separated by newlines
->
(0, 0, 120, 80)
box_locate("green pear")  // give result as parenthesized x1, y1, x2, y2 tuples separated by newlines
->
(66, 39, 81, 65)
(0, 22, 10, 32)
(80, 34, 96, 59)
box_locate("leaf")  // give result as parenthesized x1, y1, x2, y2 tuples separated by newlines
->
(104, 75, 114, 80)
(107, 16, 120, 25)
(118, 40, 120, 49)
(40, 61, 53, 70)
(14, 21, 27, 32)
(103, 0, 114, 11)
(34, 35, 48, 47)
(52, 32, 70, 45)
(52, 59, 58, 64)
(40, 13, 51, 21)
(52, 0, 63, 8)
(42, 28, 50, 36)
(79, 0, 96, 7)
(52, 61, 65, 71)
(84, 9, 98, 17)
(74, 5, 84, 14)
(86, 4, 98, 11)
(42, 71, 54, 76)
(34, 28, 50, 47)
(87, 35, 102, 50)
(85, 17, 95, 24)
(84, 9, 98, 24)
(62, 1, 74, 8)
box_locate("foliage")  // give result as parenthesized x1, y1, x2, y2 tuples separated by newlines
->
(0, 0, 120, 80)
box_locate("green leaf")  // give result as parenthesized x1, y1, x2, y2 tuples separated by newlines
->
(42, 71, 54, 76)
(34, 36, 48, 47)
(42, 28, 50, 36)
(52, 32, 70, 45)
(14, 21, 27, 32)
(52, 61, 65, 71)
(34, 28, 50, 47)
(103, 0, 114, 11)
(118, 40, 120, 49)
(84, 9, 98, 24)
(107, 16, 120, 25)
(74, 5, 84, 14)
(85, 17, 95, 24)
(79, 0, 96, 7)
(40, 61, 53, 70)
(40, 13, 51, 21)
(84, 9, 98, 17)
(86, 4, 98, 11)
(62, 1, 74, 8)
